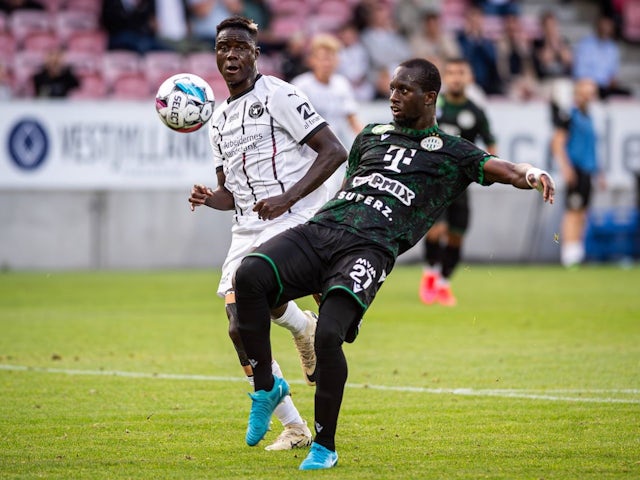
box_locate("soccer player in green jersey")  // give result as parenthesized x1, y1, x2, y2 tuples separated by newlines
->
(233, 58, 555, 470)
(419, 58, 498, 306)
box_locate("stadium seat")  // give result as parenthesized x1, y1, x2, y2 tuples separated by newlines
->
(65, 0, 101, 14)
(66, 30, 107, 53)
(22, 31, 60, 53)
(184, 52, 229, 98)
(8, 10, 52, 46)
(54, 10, 99, 43)
(38, 0, 65, 12)
(65, 50, 103, 77)
(144, 51, 185, 90)
(70, 72, 107, 99)
(268, 0, 308, 17)
(102, 50, 142, 85)
(317, 0, 352, 19)
(271, 15, 305, 41)
(0, 32, 17, 62)
(257, 53, 282, 77)
(624, 1, 640, 42)
(11, 50, 47, 96)
(110, 73, 151, 99)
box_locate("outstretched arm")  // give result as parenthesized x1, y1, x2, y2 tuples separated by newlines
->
(253, 126, 348, 220)
(483, 157, 555, 204)
(188, 168, 235, 211)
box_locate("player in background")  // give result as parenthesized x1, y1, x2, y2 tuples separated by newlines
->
(292, 33, 363, 193)
(551, 78, 603, 268)
(188, 16, 347, 451)
(233, 58, 555, 470)
(419, 58, 497, 306)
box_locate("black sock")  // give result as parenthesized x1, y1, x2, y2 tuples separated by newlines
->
(235, 257, 279, 392)
(441, 244, 461, 279)
(313, 292, 361, 452)
(424, 238, 441, 266)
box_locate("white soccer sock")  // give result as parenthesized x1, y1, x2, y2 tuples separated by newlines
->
(271, 359, 304, 427)
(271, 301, 308, 337)
(561, 242, 585, 267)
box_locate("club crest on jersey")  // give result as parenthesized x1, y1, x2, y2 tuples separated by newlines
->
(248, 102, 264, 118)
(372, 124, 394, 135)
(420, 136, 443, 151)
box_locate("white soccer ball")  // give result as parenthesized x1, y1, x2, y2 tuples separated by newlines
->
(155, 73, 215, 133)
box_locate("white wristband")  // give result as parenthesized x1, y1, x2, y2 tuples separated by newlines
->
(526, 167, 553, 192)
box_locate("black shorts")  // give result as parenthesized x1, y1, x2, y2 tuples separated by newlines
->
(434, 190, 470, 234)
(565, 168, 593, 210)
(245, 223, 395, 340)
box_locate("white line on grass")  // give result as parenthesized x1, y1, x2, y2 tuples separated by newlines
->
(1, 364, 639, 404)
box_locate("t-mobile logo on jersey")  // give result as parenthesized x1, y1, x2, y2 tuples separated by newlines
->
(383, 145, 417, 173)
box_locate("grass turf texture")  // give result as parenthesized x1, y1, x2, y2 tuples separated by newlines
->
(0, 265, 639, 479)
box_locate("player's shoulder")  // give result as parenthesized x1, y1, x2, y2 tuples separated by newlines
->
(258, 74, 298, 96)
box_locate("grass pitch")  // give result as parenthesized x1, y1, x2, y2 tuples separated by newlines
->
(0, 265, 639, 479)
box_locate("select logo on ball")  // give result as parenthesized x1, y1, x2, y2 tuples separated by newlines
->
(155, 73, 215, 133)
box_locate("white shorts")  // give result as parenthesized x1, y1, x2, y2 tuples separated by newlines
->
(217, 209, 318, 297)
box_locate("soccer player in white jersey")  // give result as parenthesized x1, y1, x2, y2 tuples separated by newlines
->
(292, 33, 363, 193)
(188, 16, 348, 451)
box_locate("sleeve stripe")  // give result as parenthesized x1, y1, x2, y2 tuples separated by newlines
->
(299, 121, 328, 145)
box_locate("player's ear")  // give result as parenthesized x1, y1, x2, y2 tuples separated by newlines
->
(424, 90, 437, 106)
(254, 44, 261, 59)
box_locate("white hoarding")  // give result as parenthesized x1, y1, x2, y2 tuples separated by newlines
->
(1, 100, 638, 189)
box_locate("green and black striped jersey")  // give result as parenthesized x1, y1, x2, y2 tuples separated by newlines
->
(310, 122, 493, 258)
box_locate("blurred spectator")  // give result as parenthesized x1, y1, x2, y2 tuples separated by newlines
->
(280, 32, 307, 82)
(496, 13, 537, 100)
(351, 0, 377, 32)
(0, 63, 13, 99)
(551, 79, 604, 268)
(573, 15, 631, 99)
(336, 21, 375, 102)
(394, 0, 440, 37)
(242, 0, 282, 53)
(187, 0, 242, 50)
(360, 1, 411, 99)
(409, 10, 460, 72)
(292, 33, 363, 167)
(0, 0, 43, 13)
(456, 6, 503, 95)
(599, 0, 624, 38)
(32, 49, 80, 97)
(532, 11, 573, 88)
(101, 0, 168, 54)
(155, 0, 190, 52)
(473, 0, 520, 16)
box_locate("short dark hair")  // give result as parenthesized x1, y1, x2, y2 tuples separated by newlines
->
(216, 16, 259, 41)
(398, 58, 441, 94)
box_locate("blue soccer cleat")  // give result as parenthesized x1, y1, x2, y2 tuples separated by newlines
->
(245, 375, 289, 446)
(299, 442, 338, 470)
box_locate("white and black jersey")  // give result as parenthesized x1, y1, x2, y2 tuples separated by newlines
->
(209, 74, 331, 226)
